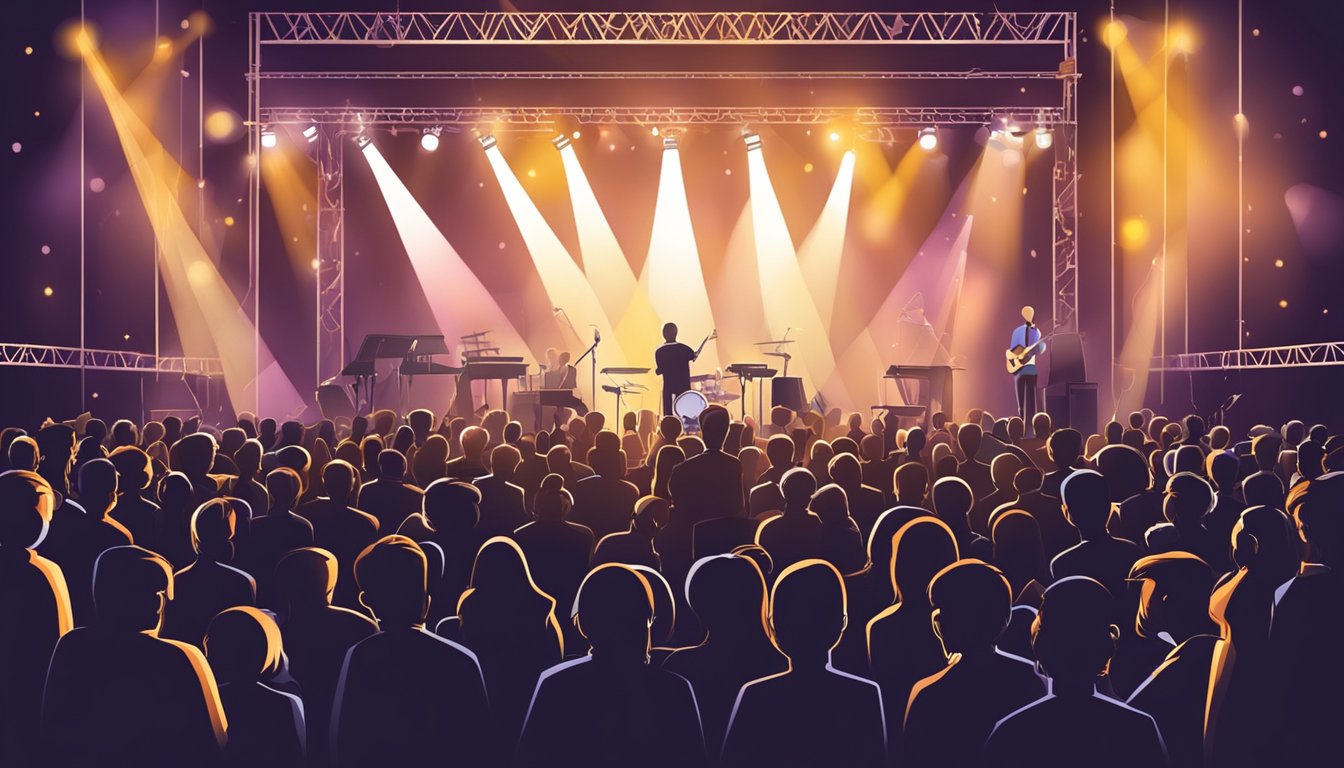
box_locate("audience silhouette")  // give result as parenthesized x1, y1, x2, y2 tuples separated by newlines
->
(204, 606, 306, 768)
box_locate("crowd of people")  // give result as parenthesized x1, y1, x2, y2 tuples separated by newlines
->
(0, 401, 1339, 767)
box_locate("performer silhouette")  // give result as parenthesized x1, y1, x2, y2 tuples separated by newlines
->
(655, 323, 698, 417)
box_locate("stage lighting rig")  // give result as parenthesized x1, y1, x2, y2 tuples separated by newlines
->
(478, 134, 498, 151)
(302, 125, 318, 144)
(552, 133, 572, 151)
(261, 129, 277, 149)
(917, 126, 939, 151)
(421, 126, 442, 152)
(742, 131, 763, 153)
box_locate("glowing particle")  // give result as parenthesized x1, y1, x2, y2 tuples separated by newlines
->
(803, 163, 814, 173)
(1321, 130, 1329, 139)
(89, 177, 105, 193)
(223, 216, 235, 227)
(1252, 28, 1260, 37)
(43, 286, 53, 297)
(41, 245, 51, 255)
(1274, 259, 1284, 268)
(24, 46, 33, 55)
(11, 142, 20, 153)
(1279, 299, 1289, 308)
(1293, 85, 1305, 96)
(91, 392, 99, 399)
(123, 333, 131, 341)
(181, 18, 190, 29)
(527, 169, 536, 178)
(310, 258, 319, 271)
(196, 179, 206, 189)
(608, 143, 616, 151)
(33, 111, 40, 117)
(724, 168, 732, 176)
(498, 242, 506, 250)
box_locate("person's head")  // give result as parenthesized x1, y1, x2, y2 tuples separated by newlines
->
(574, 563, 656, 659)
(661, 322, 678, 343)
(629, 495, 669, 536)
(1208, 425, 1231, 451)
(0, 470, 57, 550)
(905, 426, 926, 457)
(827, 453, 861, 490)
(355, 535, 430, 627)
(175, 432, 217, 478)
(1128, 411, 1145, 430)
(769, 559, 847, 664)
(686, 553, 769, 641)
(1171, 445, 1203, 476)
(770, 405, 794, 431)
(423, 479, 481, 532)
(321, 459, 359, 505)
(931, 412, 948, 432)
(780, 466, 819, 512)
(957, 423, 983, 460)
(157, 471, 194, 512)
(92, 545, 174, 633)
(407, 409, 434, 442)
(1296, 439, 1325, 482)
(36, 423, 76, 481)
(894, 461, 930, 505)
(928, 559, 1013, 657)
(1242, 471, 1285, 509)
(1104, 420, 1124, 445)
(1021, 305, 1036, 325)
(765, 434, 795, 470)
(204, 606, 285, 686)
(590, 448, 627, 481)
(275, 547, 339, 610)
(1047, 428, 1083, 471)
(1252, 433, 1283, 472)
(279, 420, 305, 448)
(651, 444, 685, 498)
(658, 415, 682, 444)
(534, 473, 574, 522)
(1092, 444, 1150, 501)
(931, 476, 973, 531)
(693, 404, 728, 452)
(992, 511, 1046, 593)
(1060, 469, 1110, 537)
(1309, 424, 1329, 444)
(859, 434, 884, 463)
(1008, 417, 1026, 444)
(1013, 466, 1043, 495)
(808, 440, 833, 472)
(1282, 420, 1306, 447)
(991, 453, 1024, 494)
(463, 536, 551, 614)
(8, 436, 39, 472)
(410, 434, 448, 487)
(458, 425, 489, 463)
(891, 516, 960, 604)
(503, 420, 522, 445)
(1205, 450, 1238, 492)
(1285, 471, 1344, 566)
(78, 458, 119, 514)
(1128, 552, 1215, 641)
(1148, 416, 1170, 443)
(1163, 472, 1215, 528)
(377, 448, 407, 482)
(1231, 506, 1300, 582)
(110, 419, 137, 448)
(489, 443, 522, 481)
(265, 467, 303, 513)
(190, 498, 241, 562)
(1031, 576, 1117, 686)
(1032, 412, 1052, 441)
(276, 445, 313, 489)
(809, 484, 850, 525)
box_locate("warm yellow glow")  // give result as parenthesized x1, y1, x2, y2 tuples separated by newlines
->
(829, 131, 841, 142)
(223, 216, 235, 227)
(359, 141, 532, 361)
(1102, 19, 1129, 48)
(43, 286, 53, 297)
(260, 145, 322, 279)
(205, 110, 239, 141)
(1280, 299, 1289, 308)
(1121, 217, 1151, 251)
(641, 147, 720, 371)
(746, 145, 838, 398)
(1168, 23, 1198, 55)
(483, 144, 626, 380)
(799, 150, 856, 328)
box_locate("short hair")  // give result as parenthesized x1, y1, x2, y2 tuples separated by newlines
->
(190, 498, 239, 554)
(1163, 472, 1214, 525)
(928, 559, 1013, 652)
(575, 563, 655, 648)
(377, 449, 407, 479)
(0, 470, 56, 548)
(355, 536, 428, 623)
(204, 606, 285, 684)
(1031, 576, 1115, 681)
(1060, 469, 1109, 530)
(770, 559, 846, 657)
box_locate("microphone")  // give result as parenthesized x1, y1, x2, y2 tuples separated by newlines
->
(594, 328, 601, 344)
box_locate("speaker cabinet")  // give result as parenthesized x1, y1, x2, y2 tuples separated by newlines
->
(1045, 382, 1098, 436)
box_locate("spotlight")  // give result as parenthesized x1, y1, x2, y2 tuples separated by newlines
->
(571, 130, 581, 140)
(1034, 126, 1054, 150)
(552, 133, 572, 151)
(260, 129, 277, 149)
(651, 126, 660, 137)
(828, 131, 841, 142)
(917, 127, 939, 152)
(420, 126, 442, 153)
(478, 134, 498, 151)
(742, 131, 763, 153)
(302, 125, 318, 144)
(355, 134, 372, 150)
(663, 135, 678, 151)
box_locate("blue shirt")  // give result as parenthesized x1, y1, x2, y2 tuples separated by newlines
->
(1010, 324, 1045, 377)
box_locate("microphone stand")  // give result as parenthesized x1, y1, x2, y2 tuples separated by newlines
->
(574, 333, 600, 414)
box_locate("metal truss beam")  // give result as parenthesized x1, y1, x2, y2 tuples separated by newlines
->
(263, 106, 1070, 130)
(1150, 342, 1344, 372)
(315, 128, 345, 388)
(259, 69, 1064, 82)
(0, 343, 224, 377)
(256, 11, 1074, 45)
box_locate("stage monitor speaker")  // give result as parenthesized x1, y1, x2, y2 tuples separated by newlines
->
(1047, 332, 1087, 387)
(316, 384, 357, 423)
(771, 377, 806, 412)
(1045, 382, 1098, 436)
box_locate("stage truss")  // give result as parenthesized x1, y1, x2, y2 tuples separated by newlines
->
(1150, 342, 1344, 372)
(249, 10, 1079, 413)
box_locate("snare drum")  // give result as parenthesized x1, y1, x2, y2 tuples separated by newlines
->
(673, 390, 709, 428)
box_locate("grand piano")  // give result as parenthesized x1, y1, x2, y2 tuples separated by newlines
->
(450, 355, 529, 418)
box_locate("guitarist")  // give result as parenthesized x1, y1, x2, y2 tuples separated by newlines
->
(655, 322, 709, 416)
(1009, 306, 1047, 427)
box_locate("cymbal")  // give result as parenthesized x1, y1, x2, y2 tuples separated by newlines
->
(689, 373, 719, 383)
(762, 351, 792, 358)
(753, 340, 797, 346)
(706, 392, 741, 403)
(600, 367, 650, 375)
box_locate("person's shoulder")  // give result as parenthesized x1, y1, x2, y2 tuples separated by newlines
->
(827, 665, 884, 698)
(534, 655, 593, 690)
(324, 604, 380, 632)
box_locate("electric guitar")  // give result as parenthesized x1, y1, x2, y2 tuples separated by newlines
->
(1005, 328, 1055, 374)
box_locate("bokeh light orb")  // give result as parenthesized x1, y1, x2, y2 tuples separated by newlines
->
(205, 109, 241, 142)
(89, 177, 105, 193)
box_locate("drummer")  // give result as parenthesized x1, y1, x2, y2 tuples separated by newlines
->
(654, 322, 698, 416)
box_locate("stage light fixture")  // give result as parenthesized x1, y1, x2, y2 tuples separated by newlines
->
(420, 126, 442, 152)
(478, 134, 498, 151)
(829, 131, 841, 142)
(571, 130, 581, 140)
(651, 126, 660, 137)
(355, 134, 372, 150)
(302, 125, 318, 144)
(663, 135, 679, 151)
(917, 127, 939, 152)
(552, 133, 572, 151)
(1034, 126, 1054, 150)
(260, 129, 277, 149)
(743, 131, 763, 153)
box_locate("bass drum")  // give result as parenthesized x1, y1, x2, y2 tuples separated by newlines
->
(673, 389, 709, 430)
